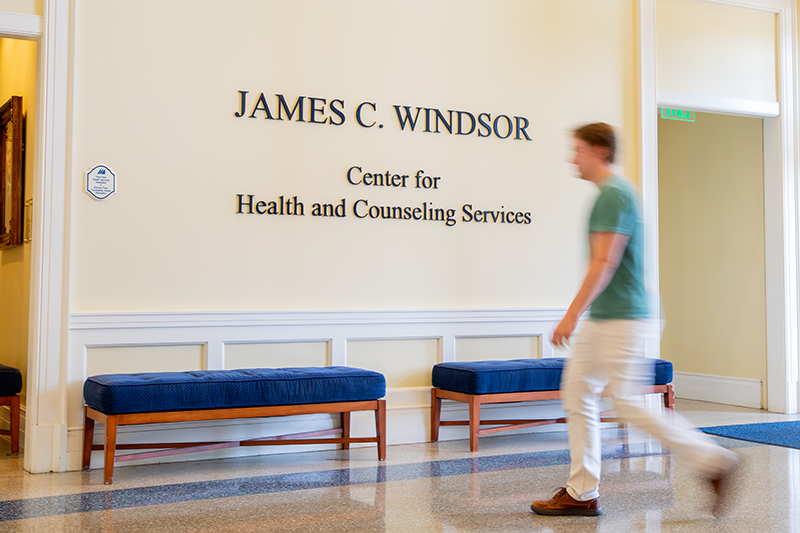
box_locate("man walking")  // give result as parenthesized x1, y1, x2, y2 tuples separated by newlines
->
(530, 123, 737, 517)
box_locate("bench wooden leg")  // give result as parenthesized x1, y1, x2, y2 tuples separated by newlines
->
(431, 389, 442, 443)
(103, 415, 118, 484)
(340, 411, 351, 450)
(468, 395, 481, 452)
(375, 400, 386, 461)
(10, 395, 19, 455)
(663, 384, 674, 410)
(82, 407, 95, 470)
(663, 384, 675, 421)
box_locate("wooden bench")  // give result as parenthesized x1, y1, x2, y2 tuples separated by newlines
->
(430, 358, 674, 452)
(0, 363, 22, 455)
(82, 366, 387, 484)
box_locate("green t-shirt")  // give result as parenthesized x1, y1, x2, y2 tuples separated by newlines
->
(588, 175, 650, 320)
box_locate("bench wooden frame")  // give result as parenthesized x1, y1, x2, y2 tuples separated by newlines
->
(83, 399, 386, 484)
(431, 384, 674, 452)
(0, 395, 20, 455)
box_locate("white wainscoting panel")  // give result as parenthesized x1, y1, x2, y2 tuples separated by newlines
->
(672, 371, 762, 409)
(68, 309, 567, 471)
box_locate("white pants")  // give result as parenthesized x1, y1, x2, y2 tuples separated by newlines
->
(563, 319, 736, 501)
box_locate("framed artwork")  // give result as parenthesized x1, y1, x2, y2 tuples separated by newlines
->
(0, 95, 24, 249)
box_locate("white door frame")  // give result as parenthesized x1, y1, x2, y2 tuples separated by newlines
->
(0, 0, 73, 472)
(638, 0, 799, 413)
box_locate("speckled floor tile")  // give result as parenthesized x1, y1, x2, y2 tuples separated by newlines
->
(1, 399, 799, 532)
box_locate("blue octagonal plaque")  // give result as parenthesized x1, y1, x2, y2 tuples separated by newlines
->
(86, 165, 116, 201)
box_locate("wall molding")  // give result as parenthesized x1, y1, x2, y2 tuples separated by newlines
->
(673, 371, 762, 409)
(0, 11, 43, 39)
(70, 308, 567, 330)
(657, 89, 780, 117)
(24, 0, 75, 474)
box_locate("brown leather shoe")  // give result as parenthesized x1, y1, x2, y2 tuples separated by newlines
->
(530, 487, 603, 516)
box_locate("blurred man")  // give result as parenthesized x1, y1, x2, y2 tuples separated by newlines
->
(530, 123, 737, 517)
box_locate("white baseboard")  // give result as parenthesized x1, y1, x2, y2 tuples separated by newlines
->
(673, 371, 762, 409)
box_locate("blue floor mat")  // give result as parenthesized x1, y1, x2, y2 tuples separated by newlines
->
(701, 421, 800, 449)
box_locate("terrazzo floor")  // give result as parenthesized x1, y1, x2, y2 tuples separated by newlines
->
(1, 399, 799, 532)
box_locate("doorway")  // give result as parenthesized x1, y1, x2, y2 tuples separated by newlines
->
(0, 36, 37, 451)
(658, 111, 766, 408)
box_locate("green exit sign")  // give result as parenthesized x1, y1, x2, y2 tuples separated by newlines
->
(660, 108, 696, 122)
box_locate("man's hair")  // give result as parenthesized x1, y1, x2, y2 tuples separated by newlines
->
(573, 122, 616, 163)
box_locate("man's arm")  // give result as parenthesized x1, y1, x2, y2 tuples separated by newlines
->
(551, 231, 630, 347)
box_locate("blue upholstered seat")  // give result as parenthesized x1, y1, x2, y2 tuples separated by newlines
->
(84, 367, 387, 415)
(0, 364, 22, 397)
(432, 358, 673, 395)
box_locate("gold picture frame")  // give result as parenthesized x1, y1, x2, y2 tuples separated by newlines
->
(0, 95, 24, 249)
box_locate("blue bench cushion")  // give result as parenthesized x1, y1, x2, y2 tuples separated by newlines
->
(433, 358, 565, 395)
(0, 364, 22, 397)
(84, 367, 387, 415)
(432, 358, 673, 395)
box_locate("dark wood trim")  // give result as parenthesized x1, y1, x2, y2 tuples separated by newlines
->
(431, 384, 674, 452)
(0, 95, 24, 249)
(107, 400, 381, 425)
(478, 419, 562, 435)
(83, 399, 386, 484)
(375, 400, 386, 461)
(0, 395, 20, 454)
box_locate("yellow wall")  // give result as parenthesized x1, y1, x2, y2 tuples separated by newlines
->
(658, 112, 766, 387)
(0, 37, 36, 404)
(68, 0, 635, 315)
(656, 0, 777, 103)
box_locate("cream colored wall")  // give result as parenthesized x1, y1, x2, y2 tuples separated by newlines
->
(68, 0, 633, 315)
(658, 112, 766, 388)
(348, 339, 438, 389)
(0, 37, 36, 404)
(62, 1, 641, 466)
(656, 0, 776, 103)
(86, 345, 204, 376)
(0, 0, 41, 16)
(225, 342, 328, 370)
(455, 336, 540, 361)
